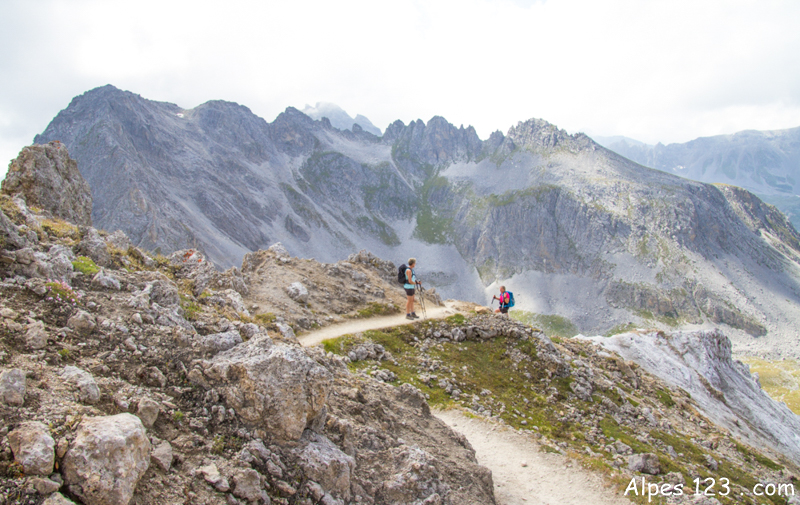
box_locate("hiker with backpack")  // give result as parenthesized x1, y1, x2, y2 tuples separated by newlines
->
(493, 286, 514, 314)
(398, 258, 421, 320)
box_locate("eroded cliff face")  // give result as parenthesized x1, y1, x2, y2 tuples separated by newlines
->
(31, 86, 800, 350)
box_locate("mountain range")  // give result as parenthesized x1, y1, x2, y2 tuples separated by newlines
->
(595, 130, 800, 229)
(29, 85, 800, 356)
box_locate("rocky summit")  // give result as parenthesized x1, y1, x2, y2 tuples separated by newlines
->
(30, 85, 800, 357)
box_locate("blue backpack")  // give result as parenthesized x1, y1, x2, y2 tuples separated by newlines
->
(502, 291, 515, 308)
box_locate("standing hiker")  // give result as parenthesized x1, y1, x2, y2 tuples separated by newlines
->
(493, 286, 514, 314)
(398, 258, 421, 320)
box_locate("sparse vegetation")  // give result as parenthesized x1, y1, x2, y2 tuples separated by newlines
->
(351, 302, 399, 319)
(72, 256, 100, 275)
(511, 310, 577, 338)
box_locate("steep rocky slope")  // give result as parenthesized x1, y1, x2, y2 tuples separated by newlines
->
(29, 86, 800, 355)
(0, 154, 492, 505)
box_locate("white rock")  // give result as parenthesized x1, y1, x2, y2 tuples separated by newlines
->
(285, 282, 309, 303)
(25, 320, 48, 350)
(151, 441, 173, 472)
(67, 310, 96, 335)
(61, 366, 100, 404)
(8, 421, 55, 475)
(42, 493, 77, 505)
(136, 397, 161, 428)
(204, 336, 331, 441)
(0, 368, 26, 406)
(232, 468, 263, 502)
(297, 434, 355, 500)
(92, 269, 121, 290)
(195, 330, 243, 355)
(198, 463, 229, 492)
(63, 413, 151, 505)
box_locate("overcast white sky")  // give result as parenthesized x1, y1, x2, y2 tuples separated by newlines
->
(2, 0, 800, 177)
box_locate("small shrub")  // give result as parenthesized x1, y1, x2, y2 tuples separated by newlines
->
(72, 256, 100, 275)
(255, 313, 276, 325)
(354, 302, 399, 319)
(172, 411, 185, 423)
(45, 279, 81, 306)
(41, 218, 79, 239)
(211, 435, 225, 455)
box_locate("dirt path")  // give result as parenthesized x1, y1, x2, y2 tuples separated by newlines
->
(435, 409, 630, 505)
(297, 302, 458, 346)
(297, 306, 630, 505)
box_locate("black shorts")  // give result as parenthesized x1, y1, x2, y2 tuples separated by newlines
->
(405, 288, 415, 296)
(499, 307, 509, 314)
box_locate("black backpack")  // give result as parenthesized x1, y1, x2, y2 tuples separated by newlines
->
(397, 264, 408, 285)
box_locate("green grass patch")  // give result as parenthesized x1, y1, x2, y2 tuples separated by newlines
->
(352, 302, 400, 319)
(445, 313, 466, 325)
(655, 388, 676, 408)
(180, 294, 201, 321)
(739, 357, 800, 415)
(72, 256, 100, 275)
(511, 310, 578, 338)
(604, 322, 638, 337)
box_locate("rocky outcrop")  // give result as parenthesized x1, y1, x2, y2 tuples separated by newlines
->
(590, 329, 800, 465)
(200, 335, 332, 441)
(2, 142, 92, 226)
(62, 414, 151, 505)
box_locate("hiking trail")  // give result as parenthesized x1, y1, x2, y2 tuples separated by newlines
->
(298, 305, 631, 505)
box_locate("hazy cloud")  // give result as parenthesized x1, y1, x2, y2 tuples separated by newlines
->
(2, 0, 799, 177)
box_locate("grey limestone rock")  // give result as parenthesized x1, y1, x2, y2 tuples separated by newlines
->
(285, 282, 309, 303)
(8, 421, 55, 476)
(1, 142, 92, 226)
(67, 310, 96, 335)
(61, 366, 100, 404)
(92, 269, 121, 290)
(42, 493, 77, 505)
(202, 335, 332, 441)
(136, 397, 161, 428)
(62, 413, 151, 505)
(0, 368, 26, 406)
(150, 441, 173, 472)
(232, 468, 265, 502)
(197, 463, 229, 492)
(195, 330, 243, 355)
(628, 453, 661, 475)
(25, 320, 48, 350)
(297, 433, 355, 501)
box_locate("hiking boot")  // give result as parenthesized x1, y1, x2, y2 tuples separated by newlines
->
(411, 312, 420, 319)
(406, 314, 415, 320)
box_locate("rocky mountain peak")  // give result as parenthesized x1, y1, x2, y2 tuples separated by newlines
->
(2, 142, 92, 227)
(506, 117, 596, 153)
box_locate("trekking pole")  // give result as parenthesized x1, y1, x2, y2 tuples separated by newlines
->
(417, 283, 428, 319)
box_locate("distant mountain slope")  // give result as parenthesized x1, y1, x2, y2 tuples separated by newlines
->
(302, 102, 382, 136)
(596, 129, 800, 229)
(33, 86, 800, 355)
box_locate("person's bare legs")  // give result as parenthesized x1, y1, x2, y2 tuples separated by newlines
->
(406, 294, 415, 315)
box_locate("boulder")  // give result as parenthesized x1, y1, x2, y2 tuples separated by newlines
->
(205, 289, 250, 316)
(149, 279, 179, 308)
(285, 282, 309, 303)
(268, 242, 291, 257)
(197, 463, 229, 492)
(76, 228, 111, 267)
(67, 310, 96, 335)
(25, 320, 48, 350)
(203, 335, 332, 440)
(628, 453, 662, 475)
(62, 413, 151, 505)
(61, 366, 100, 404)
(8, 421, 55, 476)
(92, 269, 121, 290)
(297, 434, 355, 500)
(0, 368, 26, 406)
(195, 330, 243, 355)
(232, 468, 265, 502)
(32, 476, 61, 494)
(1, 142, 92, 226)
